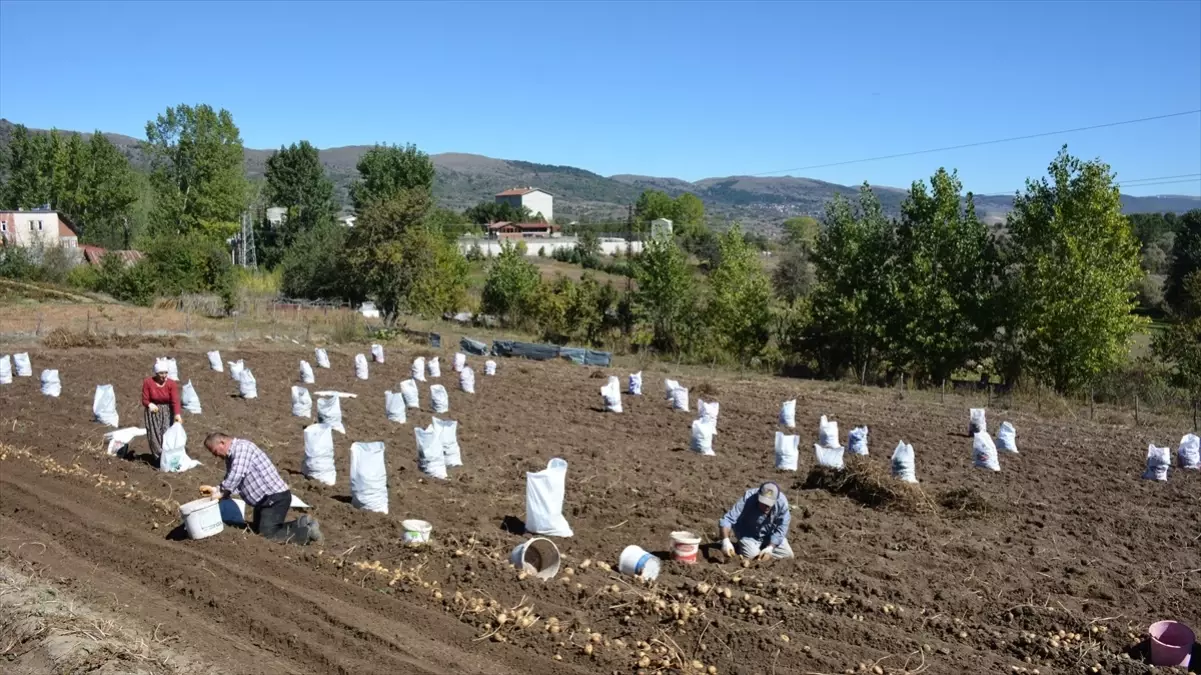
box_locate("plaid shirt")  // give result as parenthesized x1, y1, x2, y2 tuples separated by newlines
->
(220, 438, 288, 506)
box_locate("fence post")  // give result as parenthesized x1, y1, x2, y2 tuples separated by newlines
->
(1134, 394, 1140, 426)
(1089, 389, 1094, 421)
(941, 379, 946, 404)
(305, 320, 311, 344)
(86, 310, 91, 335)
(36, 312, 43, 337)
(233, 315, 239, 342)
(987, 383, 993, 407)
(185, 308, 191, 335)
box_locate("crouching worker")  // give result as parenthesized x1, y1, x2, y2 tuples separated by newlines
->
(718, 482, 793, 561)
(199, 432, 322, 545)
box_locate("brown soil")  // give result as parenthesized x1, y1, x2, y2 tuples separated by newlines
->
(1, 346, 1198, 675)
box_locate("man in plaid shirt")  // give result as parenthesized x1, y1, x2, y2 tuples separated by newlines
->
(200, 433, 322, 545)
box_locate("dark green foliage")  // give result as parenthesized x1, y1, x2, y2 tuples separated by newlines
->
(259, 141, 337, 268)
(280, 221, 350, 301)
(1164, 210, 1201, 317)
(464, 201, 535, 224)
(350, 144, 435, 211)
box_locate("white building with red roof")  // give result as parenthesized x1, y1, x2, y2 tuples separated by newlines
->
(494, 187, 553, 223)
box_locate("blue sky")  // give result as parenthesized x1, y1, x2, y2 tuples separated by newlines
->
(1, 0, 1199, 195)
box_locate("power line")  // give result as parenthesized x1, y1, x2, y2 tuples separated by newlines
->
(1116, 173, 1200, 185)
(1115, 178, 1201, 190)
(750, 109, 1201, 177)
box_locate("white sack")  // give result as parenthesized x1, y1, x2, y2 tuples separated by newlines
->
(459, 367, 475, 394)
(997, 421, 1018, 454)
(14, 352, 32, 377)
(207, 350, 223, 372)
(415, 425, 448, 479)
(302, 423, 336, 485)
(698, 399, 719, 425)
(818, 415, 840, 449)
(434, 417, 461, 467)
(371, 343, 385, 363)
(664, 379, 680, 400)
(238, 369, 258, 399)
(484, 360, 497, 376)
(628, 371, 642, 396)
(454, 352, 467, 372)
(891, 441, 918, 483)
(969, 408, 987, 435)
(93, 384, 119, 427)
(780, 399, 796, 428)
(159, 423, 200, 473)
(525, 458, 572, 537)
(428, 356, 441, 379)
(601, 376, 623, 413)
(412, 357, 426, 382)
(848, 426, 869, 456)
(314, 348, 331, 369)
(0, 355, 11, 384)
(164, 358, 179, 382)
(972, 431, 1000, 471)
(40, 369, 60, 397)
(814, 443, 844, 470)
(291, 385, 312, 418)
(299, 360, 315, 384)
(690, 419, 716, 456)
(316, 396, 345, 434)
(350, 441, 388, 513)
(154, 357, 169, 377)
(671, 386, 690, 412)
(181, 381, 202, 414)
(384, 391, 407, 423)
(430, 384, 449, 413)
(1143, 444, 1170, 482)
(227, 360, 244, 381)
(400, 379, 420, 409)
(103, 427, 145, 456)
(1178, 433, 1200, 470)
(354, 353, 369, 380)
(774, 431, 799, 471)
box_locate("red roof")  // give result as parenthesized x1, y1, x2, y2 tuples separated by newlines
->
(495, 187, 547, 197)
(486, 221, 559, 232)
(81, 245, 144, 266)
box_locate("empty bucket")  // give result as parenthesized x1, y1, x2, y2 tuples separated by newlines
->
(179, 498, 224, 540)
(402, 519, 433, 545)
(618, 545, 661, 581)
(509, 537, 561, 580)
(670, 531, 702, 564)
(1149, 621, 1195, 667)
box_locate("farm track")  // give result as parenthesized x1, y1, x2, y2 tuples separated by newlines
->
(0, 346, 1197, 675)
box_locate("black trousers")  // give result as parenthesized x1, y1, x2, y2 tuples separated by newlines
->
(251, 490, 311, 544)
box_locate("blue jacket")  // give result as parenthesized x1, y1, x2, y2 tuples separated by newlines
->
(719, 488, 790, 546)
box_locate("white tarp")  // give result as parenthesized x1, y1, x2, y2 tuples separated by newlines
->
(412, 357, 426, 382)
(302, 423, 336, 485)
(315, 348, 331, 369)
(238, 369, 258, 399)
(972, 431, 1000, 471)
(1143, 444, 1170, 482)
(434, 417, 461, 467)
(969, 408, 987, 435)
(628, 371, 642, 395)
(891, 441, 917, 483)
(316, 396, 345, 434)
(848, 426, 869, 456)
(774, 431, 799, 471)
(14, 353, 32, 377)
(299, 360, 315, 384)
(0, 355, 11, 385)
(40, 369, 61, 397)
(415, 424, 448, 479)
(671, 386, 689, 412)
(430, 384, 449, 413)
(206, 351, 223, 372)
(484, 360, 497, 376)
(291, 386, 312, 418)
(385, 391, 407, 423)
(400, 379, 420, 409)
(103, 427, 145, 456)
(780, 399, 796, 428)
(459, 367, 475, 394)
(227, 360, 245, 381)
(354, 354, 369, 380)
(350, 441, 388, 513)
(601, 376, 622, 413)
(454, 353, 467, 372)
(181, 381, 202, 414)
(371, 343, 385, 363)
(159, 423, 200, 473)
(525, 458, 572, 537)
(428, 357, 441, 379)
(93, 384, 119, 427)
(690, 419, 716, 456)
(1178, 433, 1200, 470)
(997, 421, 1019, 454)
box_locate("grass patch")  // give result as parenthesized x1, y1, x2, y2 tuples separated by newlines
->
(801, 456, 936, 514)
(41, 328, 181, 349)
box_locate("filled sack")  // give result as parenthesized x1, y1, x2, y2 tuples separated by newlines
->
(690, 419, 716, 456)
(14, 352, 32, 377)
(430, 384, 449, 413)
(671, 386, 689, 412)
(315, 347, 331, 369)
(525, 458, 572, 537)
(1178, 433, 1200, 470)
(40, 369, 61, 397)
(227, 360, 245, 381)
(371, 343, 385, 363)
(302, 423, 336, 485)
(159, 423, 200, 473)
(601, 376, 622, 413)
(780, 399, 796, 428)
(350, 441, 388, 513)
(969, 408, 987, 435)
(814, 443, 844, 470)
(848, 426, 869, 456)
(400, 379, 420, 409)
(664, 379, 680, 400)
(354, 353, 369, 380)
(460, 367, 475, 394)
(412, 357, 426, 382)
(181, 381, 202, 414)
(316, 396, 345, 434)
(384, 391, 407, 423)
(972, 431, 1000, 471)
(484, 360, 497, 376)
(164, 358, 179, 382)
(415, 424, 448, 479)
(453, 352, 467, 372)
(238, 369, 257, 399)
(299, 360, 315, 384)
(774, 431, 799, 471)
(103, 427, 145, 456)
(891, 441, 918, 483)
(0, 355, 11, 384)
(93, 384, 119, 427)
(434, 417, 461, 467)
(291, 386, 312, 418)
(206, 350, 223, 372)
(997, 421, 1018, 454)
(628, 371, 642, 396)
(818, 415, 840, 449)
(1142, 444, 1170, 482)
(428, 356, 441, 379)
(697, 399, 719, 425)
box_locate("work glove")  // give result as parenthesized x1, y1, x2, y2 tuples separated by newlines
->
(721, 538, 735, 557)
(756, 546, 774, 561)
(198, 485, 217, 498)
(148, 403, 159, 412)
(174, 414, 182, 424)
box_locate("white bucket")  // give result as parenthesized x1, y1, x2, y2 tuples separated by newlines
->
(509, 537, 561, 580)
(670, 531, 702, 564)
(618, 545, 661, 581)
(402, 519, 433, 545)
(179, 498, 224, 540)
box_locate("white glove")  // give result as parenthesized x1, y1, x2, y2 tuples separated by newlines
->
(757, 545, 775, 561)
(721, 538, 735, 556)
(148, 403, 159, 412)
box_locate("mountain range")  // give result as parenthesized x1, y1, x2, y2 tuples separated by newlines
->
(2, 119, 1198, 230)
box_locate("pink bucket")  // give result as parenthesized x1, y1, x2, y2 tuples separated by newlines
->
(1149, 621, 1195, 667)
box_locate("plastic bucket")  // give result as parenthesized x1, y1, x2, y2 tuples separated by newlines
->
(402, 519, 433, 544)
(509, 537, 561, 580)
(618, 545, 661, 581)
(1149, 621, 1195, 667)
(218, 498, 247, 526)
(670, 531, 702, 564)
(179, 498, 224, 540)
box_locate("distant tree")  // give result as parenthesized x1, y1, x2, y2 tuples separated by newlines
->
(772, 246, 816, 302)
(260, 141, 336, 267)
(709, 225, 773, 364)
(781, 216, 820, 252)
(464, 201, 533, 224)
(481, 241, 542, 326)
(674, 192, 706, 237)
(280, 221, 350, 301)
(144, 104, 248, 237)
(0, 124, 50, 209)
(1153, 272, 1201, 404)
(77, 133, 138, 248)
(575, 229, 602, 268)
(350, 143, 435, 211)
(634, 189, 677, 228)
(633, 235, 695, 353)
(1164, 210, 1201, 316)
